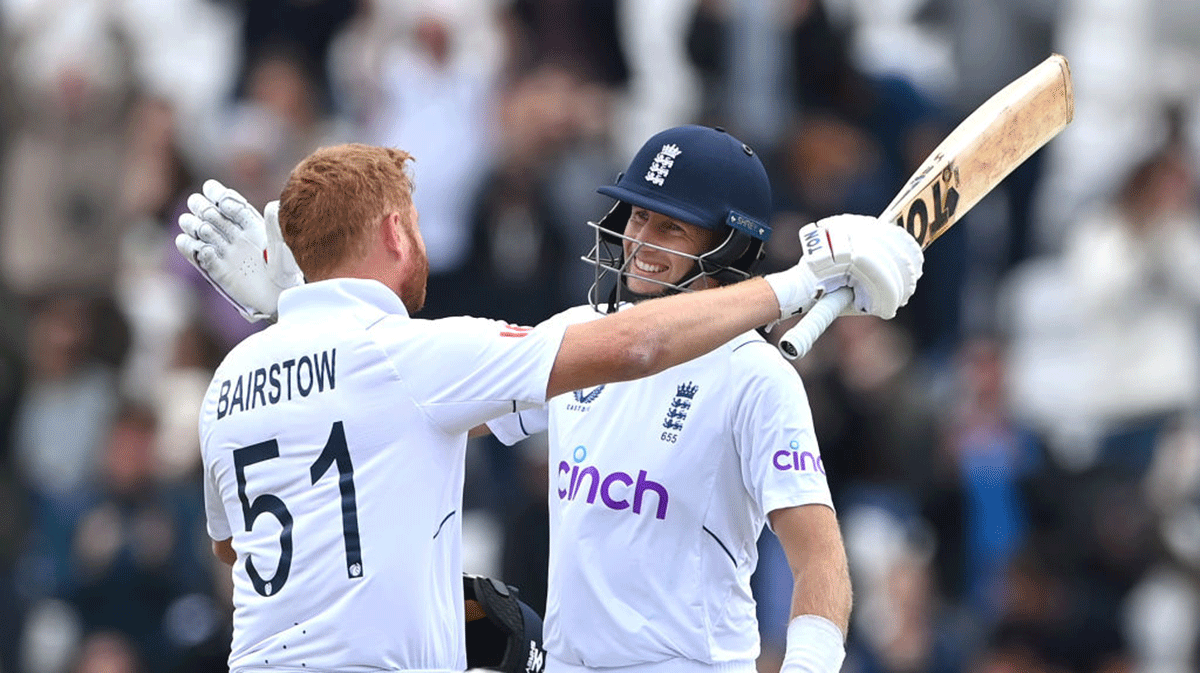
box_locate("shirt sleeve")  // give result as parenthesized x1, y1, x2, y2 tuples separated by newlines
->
(204, 452, 232, 541)
(382, 316, 569, 435)
(487, 405, 550, 446)
(731, 343, 834, 522)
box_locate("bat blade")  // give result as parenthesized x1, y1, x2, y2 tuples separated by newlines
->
(882, 53, 1074, 247)
(778, 53, 1075, 360)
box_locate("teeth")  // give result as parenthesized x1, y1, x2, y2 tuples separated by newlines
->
(634, 258, 667, 274)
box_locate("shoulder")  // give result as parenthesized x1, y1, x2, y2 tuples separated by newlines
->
(369, 314, 531, 341)
(542, 303, 605, 327)
(209, 326, 274, 379)
(726, 331, 793, 371)
(724, 331, 806, 395)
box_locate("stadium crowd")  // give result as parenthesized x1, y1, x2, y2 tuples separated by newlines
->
(1, 1, 1200, 673)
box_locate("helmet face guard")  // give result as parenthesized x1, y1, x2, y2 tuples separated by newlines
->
(582, 126, 773, 312)
(583, 202, 759, 312)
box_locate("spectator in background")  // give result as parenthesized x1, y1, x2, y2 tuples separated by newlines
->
(836, 500, 967, 673)
(12, 293, 121, 598)
(68, 402, 217, 673)
(769, 113, 892, 223)
(227, 46, 353, 209)
(0, 0, 137, 298)
(464, 63, 616, 323)
(944, 336, 1042, 620)
(1059, 137, 1200, 473)
(802, 316, 944, 511)
(351, 3, 501, 318)
(73, 631, 146, 673)
(504, 0, 628, 88)
(851, 544, 965, 673)
(498, 437, 551, 616)
(115, 95, 198, 403)
(795, 314, 967, 642)
(229, 0, 359, 117)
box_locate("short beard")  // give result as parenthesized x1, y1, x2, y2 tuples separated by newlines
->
(399, 231, 429, 314)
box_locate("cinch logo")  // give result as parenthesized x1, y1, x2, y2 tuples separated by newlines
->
(773, 440, 825, 474)
(557, 446, 669, 520)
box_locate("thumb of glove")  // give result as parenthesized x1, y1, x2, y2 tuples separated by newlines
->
(264, 200, 304, 288)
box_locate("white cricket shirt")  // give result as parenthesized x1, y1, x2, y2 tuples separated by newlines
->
(489, 305, 833, 669)
(201, 279, 567, 673)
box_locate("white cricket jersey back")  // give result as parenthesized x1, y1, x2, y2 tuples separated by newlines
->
(200, 279, 566, 673)
(491, 305, 832, 669)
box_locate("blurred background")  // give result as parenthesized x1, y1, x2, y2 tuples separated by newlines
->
(1, 0, 1200, 672)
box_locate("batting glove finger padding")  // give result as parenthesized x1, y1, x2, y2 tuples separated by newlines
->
(841, 218, 923, 319)
(175, 179, 302, 322)
(767, 214, 923, 321)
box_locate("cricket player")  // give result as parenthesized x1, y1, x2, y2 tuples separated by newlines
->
(487, 126, 858, 673)
(178, 138, 922, 673)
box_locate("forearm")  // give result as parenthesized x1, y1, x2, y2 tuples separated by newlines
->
(781, 557, 851, 673)
(770, 505, 851, 673)
(788, 541, 852, 636)
(617, 276, 781, 368)
(548, 277, 780, 397)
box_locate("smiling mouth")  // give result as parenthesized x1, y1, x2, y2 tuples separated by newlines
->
(633, 258, 667, 274)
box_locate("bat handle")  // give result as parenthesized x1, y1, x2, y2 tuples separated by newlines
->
(777, 287, 853, 360)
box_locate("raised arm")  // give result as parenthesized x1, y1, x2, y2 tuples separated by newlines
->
(545, 212, 924, 398)
(176, 181, 923, 401)
(546, 278, 780, 398)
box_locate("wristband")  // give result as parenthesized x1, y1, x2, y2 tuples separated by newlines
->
(764, 266, 821, 319)
(780, 615, 845, 673)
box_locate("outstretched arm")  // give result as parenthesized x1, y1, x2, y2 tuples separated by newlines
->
(175, 181, 922, 400)
(546, 214, 923, 398)
(546, 278, 780, 398)
(768, 504, 852, 673)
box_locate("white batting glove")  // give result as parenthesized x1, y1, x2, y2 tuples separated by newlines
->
(765, 214, 923, 320)
(175, 180, 304, 322)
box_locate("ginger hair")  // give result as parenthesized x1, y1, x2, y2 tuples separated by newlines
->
(279, 143, 415, 280)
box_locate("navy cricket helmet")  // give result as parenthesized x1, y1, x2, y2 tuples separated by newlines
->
(584, 125, 773, 311)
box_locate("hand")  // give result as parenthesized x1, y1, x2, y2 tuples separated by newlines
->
(765, 214, 923, 320)
(175, 180, 303, 322)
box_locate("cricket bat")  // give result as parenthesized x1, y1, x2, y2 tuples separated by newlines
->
(777, 53, 1075, 360)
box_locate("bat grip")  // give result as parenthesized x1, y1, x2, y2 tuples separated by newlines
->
(777, 287, 853, 360)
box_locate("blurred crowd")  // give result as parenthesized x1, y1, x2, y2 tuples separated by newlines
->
(2, 1, 1200, 673)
